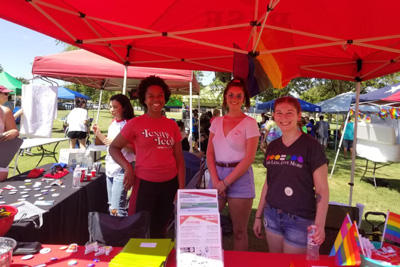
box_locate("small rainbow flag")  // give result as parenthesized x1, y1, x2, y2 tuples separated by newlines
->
(335, 223, 361, 266)
(365, 115, 371, 123)
(330, 214, 352, 256)
(381, 211, 400, 247)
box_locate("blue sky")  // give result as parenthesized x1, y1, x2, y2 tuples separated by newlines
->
(0, 18, 214, 85)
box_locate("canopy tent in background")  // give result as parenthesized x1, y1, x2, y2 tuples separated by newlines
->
(0, 71, 22, 95)
(32, 50, 200, 95)
(257, 98, 322, 113)
(57, 87, 91, 100)
(317, 92, 380, 114)
(165, 98, 183, 108)
(3, 0, 400, 205)
(356, 83, 400, 107)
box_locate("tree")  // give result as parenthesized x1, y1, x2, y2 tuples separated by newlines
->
(15, 77, 29, 85)
(0, 64, 3, 73)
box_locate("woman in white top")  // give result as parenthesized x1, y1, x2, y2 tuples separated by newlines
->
(66, 97, 88, 149)
(92, 94, 135, 216)
(207, 78, 260, 251)
(0, 85, 19, 181)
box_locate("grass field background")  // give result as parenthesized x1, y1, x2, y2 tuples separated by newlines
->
(7, 109, 400, 251)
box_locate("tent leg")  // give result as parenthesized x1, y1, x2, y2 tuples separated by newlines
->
(329, 111, 350, 179)
(96, 90, 103, 124)
(349, 81, 361, 206)
(189, 81, 193, 151)
(373, 162, 377, 189)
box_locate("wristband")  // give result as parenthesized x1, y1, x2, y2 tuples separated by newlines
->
(255, 217, 262, 220)
(223, 179, 230, 188)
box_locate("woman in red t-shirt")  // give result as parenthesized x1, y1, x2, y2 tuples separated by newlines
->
(109, 76, 185, 238)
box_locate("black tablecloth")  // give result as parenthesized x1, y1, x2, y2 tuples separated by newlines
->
(1, 163, 108, 245)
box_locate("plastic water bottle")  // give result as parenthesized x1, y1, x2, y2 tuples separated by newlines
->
(306, 225, 319, 261)
(72, 165, 81, 189)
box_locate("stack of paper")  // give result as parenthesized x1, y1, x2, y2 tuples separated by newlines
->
(109, 238, 174, 267)
(176, 189, 224, 267)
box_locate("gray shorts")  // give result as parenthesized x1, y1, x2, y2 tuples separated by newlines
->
(208, 165, 255, 198)
(343, 139, 353, 149)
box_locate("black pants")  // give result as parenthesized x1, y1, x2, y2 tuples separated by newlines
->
(129, 176, 178, 238)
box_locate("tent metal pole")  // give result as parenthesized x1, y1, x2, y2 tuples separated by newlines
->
(198, 89, 201, 152)
(122, 65, 127, 95)
(349, 81, 361, 206)
(189, 81, 193, 152)
(335, 112, 338, 150)
(96, 89, 103, 124)
(329, 111, 350, 179)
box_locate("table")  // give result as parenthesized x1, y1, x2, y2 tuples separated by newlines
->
(87, 144, 107, 161)
(2, 163, 108, 245)
(166, 249, 358, 267)
(13, 138, 69, 175)
(12, 244, 121, 267)
(12, 245, 357, 267)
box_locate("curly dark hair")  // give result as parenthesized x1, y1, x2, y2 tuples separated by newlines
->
(222, 77, 250, 111)
(138, 76, 171, 111)
(109, 94, 134, 120)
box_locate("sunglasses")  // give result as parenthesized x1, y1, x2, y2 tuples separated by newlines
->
(0, 92, 9, 96)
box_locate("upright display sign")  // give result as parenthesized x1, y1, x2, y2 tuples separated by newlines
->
(176, 189, 223, 267)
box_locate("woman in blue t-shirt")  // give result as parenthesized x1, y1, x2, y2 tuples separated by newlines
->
(253, 96, 329, 254)
(340, 116, 354, 159)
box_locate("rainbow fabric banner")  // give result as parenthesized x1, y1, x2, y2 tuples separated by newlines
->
(382, 211, 400, 246)
(335, 223, 361, 266)
(330, 214, 352, 256)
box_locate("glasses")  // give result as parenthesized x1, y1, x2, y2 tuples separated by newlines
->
(0, 92, 9, 96)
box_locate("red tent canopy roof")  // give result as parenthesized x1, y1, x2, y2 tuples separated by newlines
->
(2, 0, 400, 87)
(32, 49, 199, 95)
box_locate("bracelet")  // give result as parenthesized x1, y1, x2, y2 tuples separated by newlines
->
(255, 217, 262, 220)
(222, 179, 230, 188)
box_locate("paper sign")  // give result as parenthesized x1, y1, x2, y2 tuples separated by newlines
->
(140, 243, 157, 248)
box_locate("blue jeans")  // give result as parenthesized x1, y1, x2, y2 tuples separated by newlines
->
(263, 204, 314, 248)
(107, 163, 134, 216)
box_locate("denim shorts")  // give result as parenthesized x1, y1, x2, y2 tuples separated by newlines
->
(263, 204, 314, 248)
(343, 139, 353, 149)
(208, 165, 255, 198)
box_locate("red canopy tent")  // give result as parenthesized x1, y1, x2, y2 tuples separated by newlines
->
(32, 49, 200, 95)
(2, 0, 400, 204)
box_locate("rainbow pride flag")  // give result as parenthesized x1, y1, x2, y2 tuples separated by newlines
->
(382, 211, 400, 247)
(335, 223, 361, 266)
(329, 214, 352, 256)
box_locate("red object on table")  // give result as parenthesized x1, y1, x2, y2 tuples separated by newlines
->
(43, 169, 69, 179)
(12, 244, 122, 267)
(27, 168, 44, 178)
(0, 205, 18, 236)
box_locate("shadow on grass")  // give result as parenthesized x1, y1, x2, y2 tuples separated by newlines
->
(360, 177, 400, 194)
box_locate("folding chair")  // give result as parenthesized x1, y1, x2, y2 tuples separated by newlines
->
(320, 204, 360, 255)
(87, 211, 150, 247)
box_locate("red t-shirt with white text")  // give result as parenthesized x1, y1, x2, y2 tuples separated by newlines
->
(120, 114, 181, 182)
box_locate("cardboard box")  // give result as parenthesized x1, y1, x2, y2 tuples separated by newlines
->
(59, 149, 102, 166)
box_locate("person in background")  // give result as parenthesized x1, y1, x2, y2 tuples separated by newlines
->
(0, 85, 19, 181)
(210, 109, 221, 124)
(300, 117, 307, 133)
(265, 115, 282, 145)
(176, 120, 190, 151)
(109, 76, 185, 238)
(193, 132, 208, 159)
(340, 116, 354, 159)
(92, 94, 135, 216)
(192, 112, 199, 143)
(305, 116, 315, 138)
(66, 97, 88, 149)
(207, 78, 260, 251)
(315, 115, 330, 150)
(3, 95, 14, 111)
(253, 96, 329, 254)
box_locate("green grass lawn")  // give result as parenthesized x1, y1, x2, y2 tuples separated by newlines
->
(6, 110, 400, 251)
